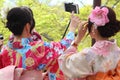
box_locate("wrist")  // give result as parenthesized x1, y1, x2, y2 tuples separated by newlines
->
(71, 41, 78, 48)
(69, 25, 76, 33)
(69, 29, 76, 33)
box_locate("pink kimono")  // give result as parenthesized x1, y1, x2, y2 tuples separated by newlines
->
(59, 40, 120, 80)
(0, 65, 43, 80)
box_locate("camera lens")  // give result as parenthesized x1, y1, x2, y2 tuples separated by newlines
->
(0, 37, 3, 40)
(0, 34, 3, 40)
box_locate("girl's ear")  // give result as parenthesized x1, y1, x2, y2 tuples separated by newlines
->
(25, 23, 31, 34)
(91, 25, 95, 34)
(23, 23, 31, 37)
(90, 25, 96, 39)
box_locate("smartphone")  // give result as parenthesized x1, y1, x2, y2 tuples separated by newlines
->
(64, 2, 79, 14)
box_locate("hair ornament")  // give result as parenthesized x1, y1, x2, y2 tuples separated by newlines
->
(89, 6, 109, 28)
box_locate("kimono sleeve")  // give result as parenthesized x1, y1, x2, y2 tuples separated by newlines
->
(35, 32, 75, 70)
(58, 47, 93, 79)
(60, 31, 75, 48)
(43, 31, 75, 54)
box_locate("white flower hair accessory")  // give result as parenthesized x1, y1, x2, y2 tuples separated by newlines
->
(89, 6, 110, 28)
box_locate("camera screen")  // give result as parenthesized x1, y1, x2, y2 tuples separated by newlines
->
(64, 3, 79, 14)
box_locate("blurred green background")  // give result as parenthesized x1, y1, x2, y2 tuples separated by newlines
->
(0, 0, 120, 50)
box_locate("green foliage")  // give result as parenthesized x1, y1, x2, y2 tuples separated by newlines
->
(0, 0, 12, 43)
(0, 0, 120, 50)
(0, 0, 4, 7)
(79, 5, 92, 20)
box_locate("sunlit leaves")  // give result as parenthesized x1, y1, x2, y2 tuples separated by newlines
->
(0, 0, 120, 49)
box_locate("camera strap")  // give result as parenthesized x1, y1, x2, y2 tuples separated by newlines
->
(61, 20, 71, 39)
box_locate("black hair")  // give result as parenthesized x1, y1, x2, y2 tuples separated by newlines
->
(88, 6, 120, 38)
(6, 7, 34, 36)
(21, 6, 35, 33)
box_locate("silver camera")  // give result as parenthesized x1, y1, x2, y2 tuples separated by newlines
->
(64, 2, 79, 14)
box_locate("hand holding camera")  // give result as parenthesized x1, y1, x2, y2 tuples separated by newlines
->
(62, 2, 79, 39)
(69, 12, 81, 33)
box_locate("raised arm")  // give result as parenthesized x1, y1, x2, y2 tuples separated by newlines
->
(30, 13, 81, 70)
(60, 12, 81, 48)
(44, 12, 81, 51)
(58, 21, 91, 79)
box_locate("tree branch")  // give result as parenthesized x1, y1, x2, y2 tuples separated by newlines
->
(112, 0, 120, 8)
(41, 33, 54, 41)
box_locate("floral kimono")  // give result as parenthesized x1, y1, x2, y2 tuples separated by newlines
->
(0, 31, 75, 80)
(59, 40, 120, 80)
(9, 31, 42, 41)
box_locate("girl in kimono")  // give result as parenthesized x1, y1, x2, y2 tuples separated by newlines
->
(0, 6, 80, 80)
(9, 7, 42, 42)
(58, 6, 120, 80)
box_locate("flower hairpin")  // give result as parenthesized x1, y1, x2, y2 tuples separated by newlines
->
(89, 6, 109, 28)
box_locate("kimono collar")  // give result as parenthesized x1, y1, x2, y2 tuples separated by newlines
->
(92, 39, 116, 56)
(8, 38, 32, 49)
